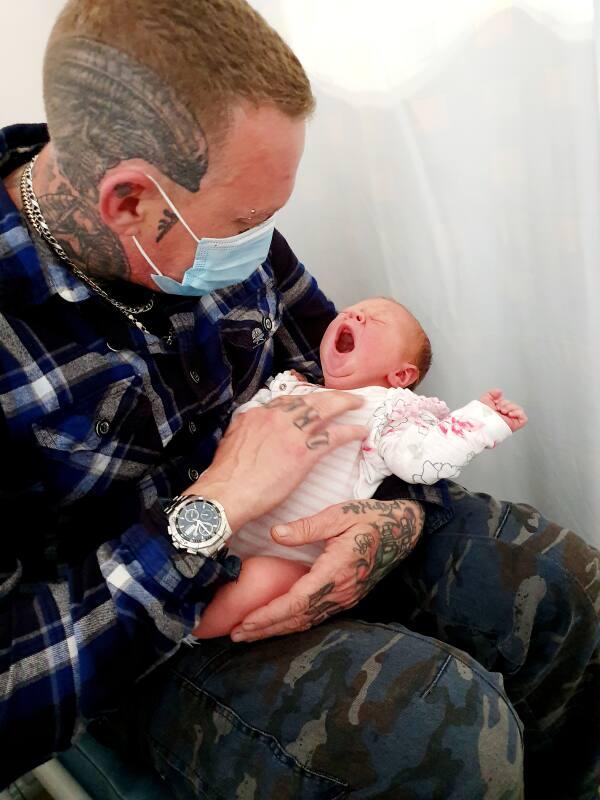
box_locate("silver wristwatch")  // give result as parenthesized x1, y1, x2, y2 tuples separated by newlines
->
(164, 494, 233, 557)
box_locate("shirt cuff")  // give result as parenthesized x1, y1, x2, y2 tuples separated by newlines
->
(469, 400, 513, 442)
(373, 475, 454, 533)
(122, 501, 241, 604)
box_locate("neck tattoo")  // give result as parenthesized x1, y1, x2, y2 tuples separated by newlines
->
(20, 156, 175, 345)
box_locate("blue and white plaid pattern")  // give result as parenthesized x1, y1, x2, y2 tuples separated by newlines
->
(0, 124, 337, 785)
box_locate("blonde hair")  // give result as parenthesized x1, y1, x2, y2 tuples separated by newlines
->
(378, 297, 432, 388)
(44, 0, 314, 194)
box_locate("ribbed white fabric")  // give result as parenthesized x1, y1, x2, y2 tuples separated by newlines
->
(228, 372, 512, 565)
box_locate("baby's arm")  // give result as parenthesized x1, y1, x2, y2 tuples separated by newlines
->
(192, 556, 309, 639)
(373, 391, 519, 485)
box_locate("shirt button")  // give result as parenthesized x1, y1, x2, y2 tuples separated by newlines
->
(188, 467, 200, 482)
(279, 383, 287, 391)
(96, 419, 110, 436)
(188, 421, 197, 434)
(189, 370, 201, 384)
(262, 316, 273, 332)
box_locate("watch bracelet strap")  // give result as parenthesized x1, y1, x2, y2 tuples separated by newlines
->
(163, 494, 193, 515)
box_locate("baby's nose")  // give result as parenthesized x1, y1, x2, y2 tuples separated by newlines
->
(348, 309, 365, 323)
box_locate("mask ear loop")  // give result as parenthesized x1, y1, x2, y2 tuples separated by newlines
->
(132, 236, 163, 276)
(132, 172, 202, 277)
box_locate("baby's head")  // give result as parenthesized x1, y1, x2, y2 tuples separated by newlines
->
(320, 297, 431, 391)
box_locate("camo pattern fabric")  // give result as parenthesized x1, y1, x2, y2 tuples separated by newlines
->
(113, 482, 599, 799)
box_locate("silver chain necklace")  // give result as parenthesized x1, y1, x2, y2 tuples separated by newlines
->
(19, 156, 176, 344)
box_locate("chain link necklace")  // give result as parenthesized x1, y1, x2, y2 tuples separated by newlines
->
(20, 156, 175, 345)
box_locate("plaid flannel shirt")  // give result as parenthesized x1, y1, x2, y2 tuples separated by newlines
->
(0, 124, 338, 784)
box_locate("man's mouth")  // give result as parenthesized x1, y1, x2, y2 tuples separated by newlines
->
(335, 325, 355, 353)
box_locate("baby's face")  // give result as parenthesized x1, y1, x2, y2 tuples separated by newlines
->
(320, 298, 419, 390)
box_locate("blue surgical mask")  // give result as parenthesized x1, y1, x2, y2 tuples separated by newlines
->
(132, 173, 275, 296)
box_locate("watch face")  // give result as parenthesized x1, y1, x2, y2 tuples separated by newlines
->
(175, 500, 222, 545)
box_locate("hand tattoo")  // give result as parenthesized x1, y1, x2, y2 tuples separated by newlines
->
(307, 582, 342, 624)
(353, 532, 374, 555)
(306, 432, 330, 450)
(293, 407, 320, 431)
(300, 501, 423, 629)
(265, 396, 329, 450)
(347, 501, 423, 595)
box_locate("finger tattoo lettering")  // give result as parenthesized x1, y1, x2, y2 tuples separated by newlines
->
(293, 407, 321, 431)
(306, 431, 330, 449)
(266, 397, 306, 412)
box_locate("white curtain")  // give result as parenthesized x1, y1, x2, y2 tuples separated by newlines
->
(249, 0, 600, 546)
(3, 1, 599, 545)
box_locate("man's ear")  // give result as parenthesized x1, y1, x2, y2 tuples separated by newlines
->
(98, 169, 154, 236)
(387, 363, 419, 389)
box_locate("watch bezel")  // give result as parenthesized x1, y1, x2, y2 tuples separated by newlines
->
(167, 495, 232, 556)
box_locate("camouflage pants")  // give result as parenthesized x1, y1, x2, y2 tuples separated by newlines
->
(119, 483, 599, 799)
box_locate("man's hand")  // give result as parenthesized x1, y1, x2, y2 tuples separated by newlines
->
(479, 389, 528, 433)
(230, 498, 424, 642)
(190, 393, 368, 531)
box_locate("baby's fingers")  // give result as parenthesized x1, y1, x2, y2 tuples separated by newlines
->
(497, 399, 519, 414)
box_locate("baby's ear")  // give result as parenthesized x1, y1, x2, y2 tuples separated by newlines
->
(387, 363, 419, 389)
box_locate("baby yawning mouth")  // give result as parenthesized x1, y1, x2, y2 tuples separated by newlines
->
(336, 326, 355, 353)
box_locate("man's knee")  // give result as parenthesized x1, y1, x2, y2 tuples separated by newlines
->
(361, 625, 524, 799)
(137, 621, 523, 798)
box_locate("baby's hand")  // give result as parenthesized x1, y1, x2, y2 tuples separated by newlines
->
(290, 369, 308, 383)
(479, 389, 528, 433)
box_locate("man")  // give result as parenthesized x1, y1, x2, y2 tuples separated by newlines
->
(0, 1, 597, 797)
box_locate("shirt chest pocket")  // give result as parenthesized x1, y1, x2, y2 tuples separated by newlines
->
(218, 283, 282, 351)
(31, 377, 164, 505)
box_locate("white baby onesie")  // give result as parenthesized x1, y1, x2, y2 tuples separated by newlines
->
(228, 372, 512, 565)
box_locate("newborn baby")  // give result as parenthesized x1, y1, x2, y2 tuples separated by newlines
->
(194, 297, 527, 638)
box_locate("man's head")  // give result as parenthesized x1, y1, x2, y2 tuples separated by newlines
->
(42, 0, 314, 285)
(320, 297, 432, 391)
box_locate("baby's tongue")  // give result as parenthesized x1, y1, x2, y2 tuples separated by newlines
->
(337, 330, 354, 353)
